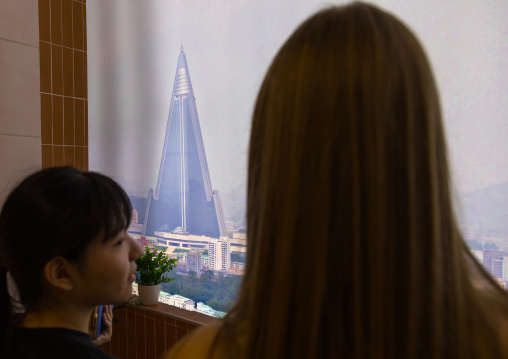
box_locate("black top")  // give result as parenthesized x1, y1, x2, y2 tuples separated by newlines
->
(7, 326, 117, 359)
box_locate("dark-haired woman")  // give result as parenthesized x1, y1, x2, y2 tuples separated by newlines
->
(0, 166, 142, 358)
(168, 2, 508, 359)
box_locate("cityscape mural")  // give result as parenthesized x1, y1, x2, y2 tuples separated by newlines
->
(87, 0, 508, 316)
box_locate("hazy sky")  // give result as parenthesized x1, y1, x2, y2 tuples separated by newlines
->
(88, 0, 508, 221)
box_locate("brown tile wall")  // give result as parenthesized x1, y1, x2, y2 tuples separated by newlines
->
(39, 0, 88, 170)
(101, 303, 211, 359)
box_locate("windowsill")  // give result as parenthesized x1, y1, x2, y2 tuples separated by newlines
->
(101, 296, 218, 356)
(128, 295, 219, 327)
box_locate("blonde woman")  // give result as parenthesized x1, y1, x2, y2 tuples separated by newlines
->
(168, 2, 508, 358)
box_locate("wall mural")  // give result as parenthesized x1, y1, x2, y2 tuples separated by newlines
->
(88, 0, 508, 316)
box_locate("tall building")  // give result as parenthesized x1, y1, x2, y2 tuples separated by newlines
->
(143, 47, 226, 238)
(483, 251, 506, 279)
(209, 237, 231, 271)
(186, 250, 204, 273)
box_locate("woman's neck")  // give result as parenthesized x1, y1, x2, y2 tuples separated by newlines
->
(20, 302, 93, 334)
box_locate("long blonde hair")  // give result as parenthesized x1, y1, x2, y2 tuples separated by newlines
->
(218, 2, 508, 358)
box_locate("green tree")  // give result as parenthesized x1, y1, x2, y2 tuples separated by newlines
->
(466, 240, 483, 251)
(161, 272, 242, 312)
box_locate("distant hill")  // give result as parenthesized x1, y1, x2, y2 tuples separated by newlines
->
(128, 183, 508, 238)
(458, 181, 508, 237)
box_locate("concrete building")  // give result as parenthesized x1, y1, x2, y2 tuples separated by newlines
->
(483, 251, 506, 279)
(209, 236, 231, 271)
(196, 302, 226, 318)
(142, 48, 226, 238)
(145, 230, 247, 254)
(168, 294, 195, 311)
(503, 253, 508, 283)
(186, 250, 204, 273)
(159, 291, 172, 305)
(231, 262, 246, 271)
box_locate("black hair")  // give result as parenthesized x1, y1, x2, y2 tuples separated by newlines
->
(0, 166, 132, 351)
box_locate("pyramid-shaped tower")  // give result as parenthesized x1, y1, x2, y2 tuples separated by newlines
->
(143, 47, 226, 238)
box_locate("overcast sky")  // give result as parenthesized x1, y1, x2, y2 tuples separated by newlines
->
(88, 0, 508, 221)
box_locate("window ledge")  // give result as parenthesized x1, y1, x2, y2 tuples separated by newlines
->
(127, 295, 219, 327)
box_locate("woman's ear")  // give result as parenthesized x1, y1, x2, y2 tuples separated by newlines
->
(43, 256, 75, 291)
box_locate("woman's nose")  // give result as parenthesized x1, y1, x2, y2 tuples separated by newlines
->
(130, 237, 143, 260)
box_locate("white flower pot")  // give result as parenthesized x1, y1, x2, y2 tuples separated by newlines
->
(138, 283, 161, 306)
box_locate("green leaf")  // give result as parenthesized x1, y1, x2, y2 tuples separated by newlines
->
(135, 245, 179, 285)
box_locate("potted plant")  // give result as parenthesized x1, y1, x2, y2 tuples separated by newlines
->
(135, 245, 178, 305)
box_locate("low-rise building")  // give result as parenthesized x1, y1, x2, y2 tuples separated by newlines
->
(168, 294, 195, 311)
(231, 262, 246, 270)
(196, 302, 226, 318)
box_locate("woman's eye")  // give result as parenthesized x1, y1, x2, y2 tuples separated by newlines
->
(115, 239, 124, 247)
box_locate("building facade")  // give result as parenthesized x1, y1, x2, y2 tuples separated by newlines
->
(142, 48, 226, 238)
(209, 237, 231, 271)
(186, 250, 204, 273)
(483, 250, 508, 280)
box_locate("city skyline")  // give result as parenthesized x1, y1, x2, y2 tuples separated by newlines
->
(88, 0, 508, 224)
(85, 0, 508, 313)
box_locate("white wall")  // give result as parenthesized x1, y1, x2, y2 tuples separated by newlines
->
(0, 0, 41, 204)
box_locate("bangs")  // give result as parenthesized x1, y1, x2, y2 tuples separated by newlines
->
(83, 172, 132, 242)
(60, 170, 133, 261)
(0, 167, 133, 267)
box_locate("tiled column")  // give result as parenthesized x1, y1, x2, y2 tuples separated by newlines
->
(39, 0, 88, 170)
